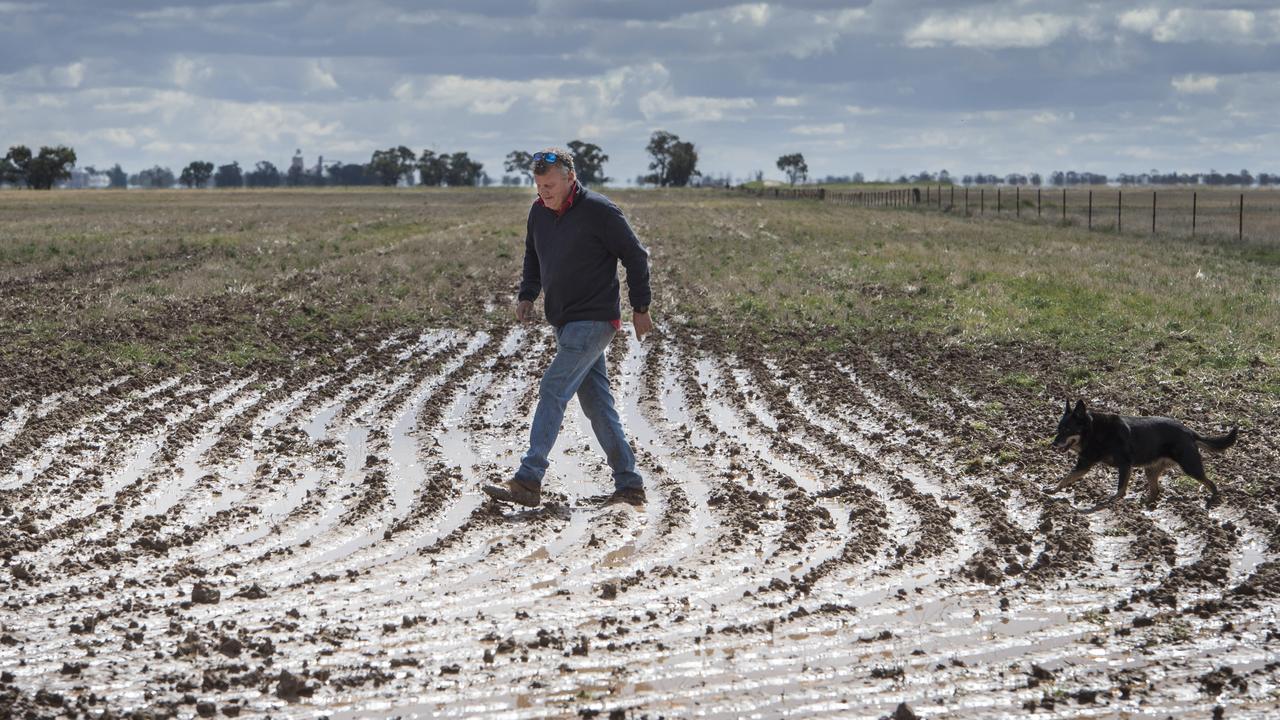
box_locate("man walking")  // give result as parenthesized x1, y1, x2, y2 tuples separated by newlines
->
(482, 147, 653, 508)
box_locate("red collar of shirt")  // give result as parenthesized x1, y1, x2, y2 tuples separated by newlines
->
(535, 181, 579, 217)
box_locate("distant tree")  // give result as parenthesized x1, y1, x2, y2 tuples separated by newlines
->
(644, 130, 698, 187)
(214, 162, 243, 188)
(179, 161, 214, 189)
(10, 145, 77, 190)
(776, 153, 808, 185)
(3, 145, 33, 187)
(567, 140, 609, 185)
(245, 161, 281, 188)
(1029, 173, 1042, 186)
(444, 151, 483, 186)
(286, 163, 305, 187)
(326, 162, 370, 186)
(501, 174, 520, 186)
(504, 150, 534, 185)
(130, 165, 175, 189)
(370, 146, 416, 186)
(106, 163, 128, 188)
(417, 150, 449, 186)
(0, 156, 18, 187)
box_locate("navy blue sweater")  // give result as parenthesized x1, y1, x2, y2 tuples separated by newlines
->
(518, 184, 651, 328)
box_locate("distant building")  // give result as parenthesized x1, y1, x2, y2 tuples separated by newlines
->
(62, 168, 110, 189)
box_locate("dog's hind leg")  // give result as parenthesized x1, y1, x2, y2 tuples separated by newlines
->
(1174, 447, 1220, 509)
(1084, 464, 1131, 513)
(1142, 464, 1166, 508)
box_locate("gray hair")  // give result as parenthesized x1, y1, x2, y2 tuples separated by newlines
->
(532, 146, 574, 176)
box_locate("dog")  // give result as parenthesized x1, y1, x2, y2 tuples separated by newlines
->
(1049, 399, 1237, 512)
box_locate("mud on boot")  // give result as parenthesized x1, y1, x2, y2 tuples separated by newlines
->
(481, 478, 541, 508)
(605, 486, 646, 508)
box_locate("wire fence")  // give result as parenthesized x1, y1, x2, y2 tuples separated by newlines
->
(742, 185, 1280, 243)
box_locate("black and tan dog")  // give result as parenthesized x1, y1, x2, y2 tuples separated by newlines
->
(1049, 399, 1237, 512)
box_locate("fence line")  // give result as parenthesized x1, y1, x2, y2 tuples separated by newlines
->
(739, 185, 1274, 243)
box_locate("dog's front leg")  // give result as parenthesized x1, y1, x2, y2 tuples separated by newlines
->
(1084, 464, 1131, 513)
(1049, 466, 1089, 493)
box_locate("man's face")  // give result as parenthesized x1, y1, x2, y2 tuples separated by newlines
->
(535, 168, 576, 211)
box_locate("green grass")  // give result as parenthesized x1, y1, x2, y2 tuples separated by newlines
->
(1, 187, 1277, 409)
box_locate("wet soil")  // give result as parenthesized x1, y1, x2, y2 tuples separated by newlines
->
(2, 194, 1278, 718)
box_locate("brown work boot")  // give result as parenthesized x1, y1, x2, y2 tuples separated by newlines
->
(605, 486, 646, 507)
(481, 478, 541, 507)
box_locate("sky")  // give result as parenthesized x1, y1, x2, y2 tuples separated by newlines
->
(2, 0, 1278, 184)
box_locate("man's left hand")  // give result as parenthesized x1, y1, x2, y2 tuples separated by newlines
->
(633, 311, 653, 340)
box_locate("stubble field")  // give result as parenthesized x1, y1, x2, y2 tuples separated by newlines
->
(1, 188, 1278, 718)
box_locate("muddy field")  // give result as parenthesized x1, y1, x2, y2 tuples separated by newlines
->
(1, 189, 1278, 718)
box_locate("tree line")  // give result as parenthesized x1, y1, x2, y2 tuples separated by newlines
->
(1, 130, 705, 190)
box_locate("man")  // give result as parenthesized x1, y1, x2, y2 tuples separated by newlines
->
(482, 147, 653, 508)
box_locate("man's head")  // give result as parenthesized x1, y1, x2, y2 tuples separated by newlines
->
(533, 147, 577, 211)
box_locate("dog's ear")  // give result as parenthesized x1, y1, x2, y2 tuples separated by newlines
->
(1063, 398, 1071, 415)
(1073, 399, 1087, 417)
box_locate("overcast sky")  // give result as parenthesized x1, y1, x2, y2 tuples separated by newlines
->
(2, 0, 1277, 184)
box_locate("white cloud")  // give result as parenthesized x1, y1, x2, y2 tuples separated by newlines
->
(1172, 74, 1220, 94)
(906, 13, 1075, 49)
(394, 74, 570, 115)
(791, 122, 844, 136)
(1118, 8, 1276, 44)
(728, 3, 769, 27)
(774, 96, 802, 107)
(638, 88, 755, 122)
(306, 61, 338, 92)
(172, 56, 212, 88)
(50, 62, 84, 88)
(844, 105, 878, 116)
(1031, 110, 1074, 124)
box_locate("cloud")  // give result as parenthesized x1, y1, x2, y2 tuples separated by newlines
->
(1031, 110, 1073, 124)
(172, 56, 212, 88)
(393, 74, 571, 115)
(1171, 74, 1220, 94)
(906, 12, 1076, 49)
(306, 60, 338, 92)
(775, 96, 802, 107)
(50, 61, 83, 88)
(638, 87, 756, 122)
(791, 122, 844, 136)
(1118, 8, 1277, 44)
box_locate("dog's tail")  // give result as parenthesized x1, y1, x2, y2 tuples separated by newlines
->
(1196, 427, 1238, 452)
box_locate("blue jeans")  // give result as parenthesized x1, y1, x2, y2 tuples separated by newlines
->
(515, 320, 643, 492)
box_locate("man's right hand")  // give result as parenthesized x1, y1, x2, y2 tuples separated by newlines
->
(515, 300, 534, 323)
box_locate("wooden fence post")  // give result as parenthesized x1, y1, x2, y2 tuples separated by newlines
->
(1062, 188, 1066, 223)
(965, 187, 969, 214)
(997, 187, 1001, 214)
(950, 185, 954, 209)
(1192, 192, 1197, 237)
(1117, 190, 1122, 233)
(1239, 193, 1244, 241)
(1088, 190, 1093, 230)
(1016, 186, 1021, 218)
(1151, 191, 1156, 234)
(1037, 188, 1042, 218)
(981, 188, 985, 215)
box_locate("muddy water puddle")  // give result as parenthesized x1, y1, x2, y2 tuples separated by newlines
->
(2, 327, 1277, 719)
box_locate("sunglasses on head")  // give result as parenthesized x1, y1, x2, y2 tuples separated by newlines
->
(532, 151, 559, 165)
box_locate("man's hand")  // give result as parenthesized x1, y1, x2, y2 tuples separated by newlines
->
(633, 310, 653, 340)
(515, 300, 534, 323)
